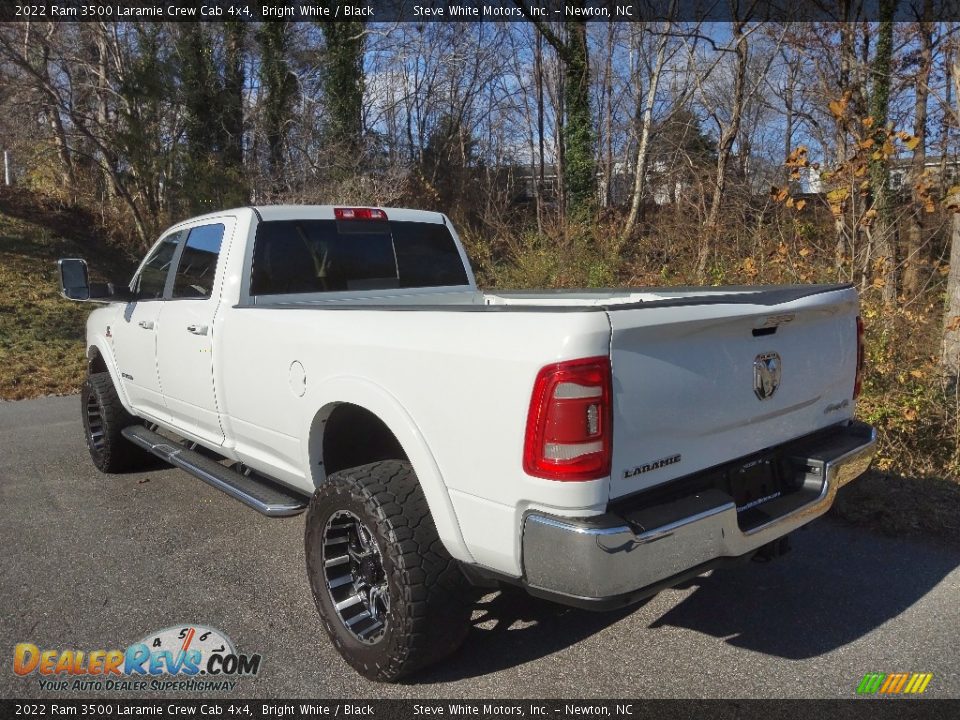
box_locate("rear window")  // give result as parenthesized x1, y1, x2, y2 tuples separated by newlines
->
(250, 219, 468, 296)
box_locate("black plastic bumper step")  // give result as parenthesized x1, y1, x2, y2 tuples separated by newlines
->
(122, 425, 308, 517)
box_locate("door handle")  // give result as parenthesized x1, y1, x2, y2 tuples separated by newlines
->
(187, 324, 208, 336)
(138, 320, 154, 330)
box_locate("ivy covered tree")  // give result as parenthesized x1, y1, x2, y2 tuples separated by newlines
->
(257, 21, 297, 192)
(319, 18, 366, 159)
(516, 6, 596, 216)
(177, 23, 247, 212)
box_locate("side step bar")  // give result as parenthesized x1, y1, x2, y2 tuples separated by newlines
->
(122, 425, 308, 517)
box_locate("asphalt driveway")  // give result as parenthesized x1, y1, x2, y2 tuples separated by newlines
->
(1, 395, 958, 699)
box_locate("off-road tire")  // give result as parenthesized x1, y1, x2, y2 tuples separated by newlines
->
(305, 460, 472, 681)
(81, 372, 150, 473)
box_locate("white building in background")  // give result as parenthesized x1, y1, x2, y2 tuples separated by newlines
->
(804, 156, 960, 195)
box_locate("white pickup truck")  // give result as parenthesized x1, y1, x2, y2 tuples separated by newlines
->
(59, 205, 876, 681)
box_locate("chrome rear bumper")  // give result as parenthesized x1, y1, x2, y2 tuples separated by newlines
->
(521, 421, 876, 608)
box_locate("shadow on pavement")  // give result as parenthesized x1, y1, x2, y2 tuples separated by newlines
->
(408, 586, 637, 684)
(411, 520, 959, 681)
(649, 520, 960, 659)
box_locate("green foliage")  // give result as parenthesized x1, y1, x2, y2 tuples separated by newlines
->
(257, 22, 298, 187)
(561, 21, 596, 215)
(172, 24, 248, 213)
(320, 18, 366, 157)
(489, 220, 625, 289)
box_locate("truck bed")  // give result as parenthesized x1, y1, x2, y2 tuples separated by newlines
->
(242, 283, 852, 311)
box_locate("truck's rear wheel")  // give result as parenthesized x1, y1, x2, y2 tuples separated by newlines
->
(81, 372, 151, 473)
(304, 460, 471, 681)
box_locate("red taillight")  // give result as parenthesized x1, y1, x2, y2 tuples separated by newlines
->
(853, 315, 865, 399)
(524, 357, 612, 481)
(334, 207, 388, 221)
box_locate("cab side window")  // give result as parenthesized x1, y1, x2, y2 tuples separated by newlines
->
(135, 232, 182, 300)
(171, 224, 225, 299)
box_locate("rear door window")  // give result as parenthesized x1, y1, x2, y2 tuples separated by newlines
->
(250, 219, 468, 296)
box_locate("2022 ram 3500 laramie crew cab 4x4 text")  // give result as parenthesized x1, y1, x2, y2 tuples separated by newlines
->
(58, 205, 877, 681)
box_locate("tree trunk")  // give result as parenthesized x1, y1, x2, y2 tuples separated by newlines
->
(320, 19, 366, 161)
(257, 22, 297, 193)
(44, 104, 76, 195)
(700, 21, 748, 279)
(942, 48, 960, 379)
(622, 25, 669, 241)
(904, 2, 933, 299)
(523, 11, 596, 217)
(869, 0, 897, 306)
(602, 22, 614, 209)
(561, 20, 595, 215)
(223, 21, 246, 172)
(535, 30, 545, 231)
(944, 210, 960, 378)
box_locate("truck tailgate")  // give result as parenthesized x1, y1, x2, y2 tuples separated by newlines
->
(607, 285, 860, 499)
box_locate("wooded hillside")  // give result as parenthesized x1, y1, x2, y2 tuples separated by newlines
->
(0, 15, 957, 528)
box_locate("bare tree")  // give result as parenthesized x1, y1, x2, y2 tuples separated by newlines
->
(904, 1, 936, 299)
(942, 42, 960, 380)
(621, 22, 672, 240)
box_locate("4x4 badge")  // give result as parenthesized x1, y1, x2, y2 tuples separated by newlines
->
(754, 352, 781, 400)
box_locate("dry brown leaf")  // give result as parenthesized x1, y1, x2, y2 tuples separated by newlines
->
(795, 199, 807, 211)
(829, 98, 847, 119)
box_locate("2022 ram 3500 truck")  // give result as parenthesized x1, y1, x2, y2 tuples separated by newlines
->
(59, 205, 877, 681)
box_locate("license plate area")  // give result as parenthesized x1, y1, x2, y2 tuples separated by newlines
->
(728, 455, 788, 529)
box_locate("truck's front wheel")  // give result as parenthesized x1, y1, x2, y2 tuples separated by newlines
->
(304, 460, 471, 681)
(81, 372, 151, 473)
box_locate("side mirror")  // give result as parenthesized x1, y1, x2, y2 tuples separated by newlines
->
(58, 258, 90, 301)
(57, 258, 134, 303)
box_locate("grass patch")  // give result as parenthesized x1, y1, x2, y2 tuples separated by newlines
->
(833, 470, 960, 545)
(0, 195, 135, 400)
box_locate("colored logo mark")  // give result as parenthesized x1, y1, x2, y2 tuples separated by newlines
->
(857, 672, 933, 695)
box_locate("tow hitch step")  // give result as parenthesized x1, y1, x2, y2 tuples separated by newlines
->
(122, 425, 308, 517)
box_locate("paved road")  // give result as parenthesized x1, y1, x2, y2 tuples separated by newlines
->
(1, 395, 958, 699)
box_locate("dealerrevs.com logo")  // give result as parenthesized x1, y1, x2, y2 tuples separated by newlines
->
(13, 624, 262, 692)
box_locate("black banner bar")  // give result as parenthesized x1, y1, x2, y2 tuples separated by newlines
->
(2, 0, 959, 23)
(3, 700, 960, 720)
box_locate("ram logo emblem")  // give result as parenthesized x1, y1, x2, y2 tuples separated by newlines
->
(753, 352, 781, 400)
